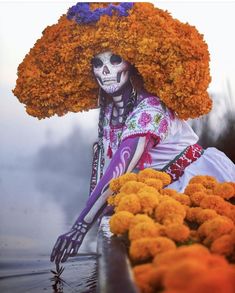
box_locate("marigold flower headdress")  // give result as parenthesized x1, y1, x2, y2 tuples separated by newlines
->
(13, 2, 212, 120)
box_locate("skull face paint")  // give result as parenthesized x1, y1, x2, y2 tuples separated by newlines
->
(92, 51, 130, 95)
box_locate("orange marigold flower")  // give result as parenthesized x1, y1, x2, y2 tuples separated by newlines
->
(163, 254, 232, 292)
(198, 216, 234, 245)
(158, 194, 173, 203)
(164, 223, 190, 242)
(109, 173, 138, 193)
(109, 211, 134, 235)
(186, 207, 203, 222)
(161, 189, 191, 206)
(171, 193, 191, 206)
(133, 263, 155, 293)
(107, 195, 115, 206)
(160, 189, 178, 197)
(129, 222, 161, 241)
(197, 208, 218, 224)
(138, 169, 171, 186)
(188, 267, 235, 293)
(227, 182, 235, 195)
(227, 208, 235, 224)
(120, 181, 146, 194)
(186, 207, 218, 224)
(133, 264, 166, 293)
(163, 259, 208, 291)
(116, 193, 141, 214)
(130, 237, 176, 262)
(190, 191, 207, 206)
(119, 172, 138, 186)
(189, 175, 218, 190)
(213, 182, 235, 200)
(155, 199, 186, 225)
(133, 263, 153, 277)
(107, 192, 127, 207)
(184, 183, 207, 197)
(138, 186, 159, 195)
(199, 195, 231, 216)
(144, 178, 163, 190)
(205, 252, 230, 268)
(109, 178, 121, 193)
(211, 234, 235, 257)
(153, 244, 210, 267)
(129, 214, 155, 228)
(137, 188, 159, 215)
(112, 192, 127, 206)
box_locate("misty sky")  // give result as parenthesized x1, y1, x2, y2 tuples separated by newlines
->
(1, 1, 235, 258)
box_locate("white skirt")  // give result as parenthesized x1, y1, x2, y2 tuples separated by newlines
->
(167, 147, 235, 193)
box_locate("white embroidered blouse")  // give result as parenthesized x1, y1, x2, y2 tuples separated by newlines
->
(102, 92, 198, 171)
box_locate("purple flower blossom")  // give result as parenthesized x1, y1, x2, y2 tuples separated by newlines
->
(158, 118, 168, 134)
(138, 112, 152, 128)
(67, 2, 134, 24)
(147, 96, 160, 107)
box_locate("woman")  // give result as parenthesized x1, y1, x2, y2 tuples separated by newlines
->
(13, 3, 235, 265)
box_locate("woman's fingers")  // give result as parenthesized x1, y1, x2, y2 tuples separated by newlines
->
(50, 237, 63, 262)
(61, 240, 80, 262)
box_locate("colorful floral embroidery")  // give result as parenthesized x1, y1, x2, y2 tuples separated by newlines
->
(138, 112, 152, 128)
(148, 96, 160, 107)
(163, 144, 204, 181)
(103, 95, 173, 157)
(154, 113, 162, 125)
(158, 118, 168, 134)
(122, 96, 172, 141)
(128, 120, 137, 130)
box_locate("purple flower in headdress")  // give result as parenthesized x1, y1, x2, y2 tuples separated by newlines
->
(67, 2, 134, 24)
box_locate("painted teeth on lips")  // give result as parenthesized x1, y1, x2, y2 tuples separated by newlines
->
(102, 78, 116, 82)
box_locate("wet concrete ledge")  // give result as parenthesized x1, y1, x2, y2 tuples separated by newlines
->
(96, 216, 139, 293)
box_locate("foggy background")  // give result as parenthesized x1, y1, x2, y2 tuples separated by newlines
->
(1, 0, 235, 260)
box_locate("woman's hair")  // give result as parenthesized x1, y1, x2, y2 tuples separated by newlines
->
(13, 2, 212, 120)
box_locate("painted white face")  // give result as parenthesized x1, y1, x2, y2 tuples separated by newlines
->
(92, 51, 130, 95)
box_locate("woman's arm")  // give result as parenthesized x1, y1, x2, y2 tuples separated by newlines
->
(50, 135, 153, 265)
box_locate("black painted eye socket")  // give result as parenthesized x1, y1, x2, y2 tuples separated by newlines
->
(91, 58, 103, 68)
(110, 54, 122, 65)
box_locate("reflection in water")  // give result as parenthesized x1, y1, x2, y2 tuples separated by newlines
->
(0, 163, 98, 292)
(0, 255, 97, 292)
(0, 124, 98, 291)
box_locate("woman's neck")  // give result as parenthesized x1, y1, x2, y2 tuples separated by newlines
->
(110, 82, 134, 126)
(111, 81, 133, 109)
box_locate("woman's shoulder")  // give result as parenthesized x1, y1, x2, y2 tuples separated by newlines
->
(134, 91, 175, 120)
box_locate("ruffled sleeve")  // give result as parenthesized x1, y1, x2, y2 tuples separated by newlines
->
(121, 96, 174, 169)
(121, 96, 172, 143)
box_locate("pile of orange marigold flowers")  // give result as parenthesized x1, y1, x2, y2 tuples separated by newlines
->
(13, 2, 211, 120)
(107, 169, 235, 293)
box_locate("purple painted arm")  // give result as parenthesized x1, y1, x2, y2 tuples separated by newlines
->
(50, 135, 148, 264)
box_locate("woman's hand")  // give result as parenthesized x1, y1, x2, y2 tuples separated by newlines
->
(50, 221, 90, 265)
(51, 136, 148, 265)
